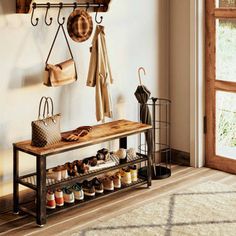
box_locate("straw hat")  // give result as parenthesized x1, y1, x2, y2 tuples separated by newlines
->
(67, 9, 93, 43)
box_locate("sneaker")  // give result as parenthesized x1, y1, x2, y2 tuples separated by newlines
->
(92, 177, 104, 193)
(127, 148, 136, 159)
(121, 168, 132, 185)
(47, 167, 61, 181)
(82, 180, 96, 197)
(61, 166, 68, 179)
(97, 148, 110, 162)
(102, 177, 114, 191)
(55, 189, 64, 206)
(46, 190, 56, 209)
(130, 165, 138, 182)
(71, 184, 84, 200)
(115, 148, 127, 164)
(76, 161, 89, 174)
(63, 188, 75, 203)
(112, 172, 121, 188)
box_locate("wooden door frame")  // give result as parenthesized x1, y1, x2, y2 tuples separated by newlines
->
(205, 0, 236, 173)
(190, 0, 205, 168)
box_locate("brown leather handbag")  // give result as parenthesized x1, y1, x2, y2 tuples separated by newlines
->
(44, 24, 77, 87)
(31, 97, 61, 147)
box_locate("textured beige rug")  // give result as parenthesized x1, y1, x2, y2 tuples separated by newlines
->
(64, 182, 236, 236)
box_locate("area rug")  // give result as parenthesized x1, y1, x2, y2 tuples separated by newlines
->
(64, 182, 236, 236)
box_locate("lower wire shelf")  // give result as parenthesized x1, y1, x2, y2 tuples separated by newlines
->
(19, 178, 148, 218)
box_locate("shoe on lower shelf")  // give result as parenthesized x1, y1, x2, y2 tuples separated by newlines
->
(63, 188, 75, 203)
(55, 189, 64, 207)
(71, 184, 84, 200)
(92, 177, 104, 194)
(130, 165, 138, 182)
(82, 180, 96, 197)
(102, 177, 114, 191)
(112, 172, 122, 189)
(46, 190, 56, 209)
(121, 168, 132, 185)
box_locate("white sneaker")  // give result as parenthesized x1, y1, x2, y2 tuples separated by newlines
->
(63, 188, 75, 203)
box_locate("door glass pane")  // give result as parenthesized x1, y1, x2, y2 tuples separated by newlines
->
(216, 91, 236, 159)
(216, 19, 236, 82)
(216, 0, 236, 7)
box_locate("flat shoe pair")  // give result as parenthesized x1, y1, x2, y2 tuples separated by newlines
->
(62, 126, 92, 142)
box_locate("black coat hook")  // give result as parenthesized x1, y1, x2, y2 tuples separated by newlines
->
(45, 2, 53, 26)
(31, 3, 39, 26)
(57, 2, 65, 25)
(86, 2, 90, 12)
(95, 3, 103, 24)
(73, 2, 77, 10)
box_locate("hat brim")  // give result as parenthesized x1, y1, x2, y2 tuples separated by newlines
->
(67, 9, 93, 43)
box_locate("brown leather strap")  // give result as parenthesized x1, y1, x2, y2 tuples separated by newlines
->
(46, 97, 54, 116)
(38, 96, 47, 119)
(38, 96, 55, 120)
(45, 24, 74, 66)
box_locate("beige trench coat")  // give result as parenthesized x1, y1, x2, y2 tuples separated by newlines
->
(87, 25, 113, 122)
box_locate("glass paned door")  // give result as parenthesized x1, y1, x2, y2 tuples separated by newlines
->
(206, 0, 236, 173)
(216, 19, 236, 82)
(216, 91, 236, 159)
(216, 0, 236, 8)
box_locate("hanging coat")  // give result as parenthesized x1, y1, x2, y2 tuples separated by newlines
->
(87, 25, 113, 122)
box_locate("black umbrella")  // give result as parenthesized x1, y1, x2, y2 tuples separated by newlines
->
(134, 67, 155, 174)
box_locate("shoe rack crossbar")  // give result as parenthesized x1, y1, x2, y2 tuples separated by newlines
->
(13, 119, 152, 226)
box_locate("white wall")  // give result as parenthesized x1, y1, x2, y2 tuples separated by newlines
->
(170, 0, 190, 153)
(0, 0, 169, 197)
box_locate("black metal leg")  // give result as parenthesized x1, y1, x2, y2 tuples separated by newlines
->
(13, 146, 19, 214)
(147, 153, 152, 187)
(119, 137, 127, 149)
(147, 132, 152, 187)
(36, 155, 46, 226)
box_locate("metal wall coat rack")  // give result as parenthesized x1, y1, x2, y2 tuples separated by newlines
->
(30, 1, 108, 26)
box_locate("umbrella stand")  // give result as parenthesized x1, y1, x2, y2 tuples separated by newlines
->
(138, 97, 171, 180)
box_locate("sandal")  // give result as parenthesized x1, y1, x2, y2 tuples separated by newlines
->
(62, 126, 92, 142)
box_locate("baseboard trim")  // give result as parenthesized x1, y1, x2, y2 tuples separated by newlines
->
(171, 149, 190, 166)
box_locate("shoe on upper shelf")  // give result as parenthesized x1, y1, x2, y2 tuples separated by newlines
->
(46, 190, 56, 209)
(76, 160, 89, 174)
(102, 177, 114, 191)
(115, 148, 127, 164)
(47, 167, 61, 181)
(127, 148, 136, 159)
(63, 188, 75, 203)
(97, 148, 110, 162)
(82, 180, 96, 197)
(71, 184, 84, 200)
(55, 189, 64, 206)
(92, 177, 104, 193)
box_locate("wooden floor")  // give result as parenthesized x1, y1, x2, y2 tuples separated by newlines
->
(0, 165, 236, 236)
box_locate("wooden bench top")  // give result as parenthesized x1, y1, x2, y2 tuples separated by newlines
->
(13, 120, 152, 156)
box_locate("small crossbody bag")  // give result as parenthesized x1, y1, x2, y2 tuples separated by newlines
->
(44, 24, 77, 87)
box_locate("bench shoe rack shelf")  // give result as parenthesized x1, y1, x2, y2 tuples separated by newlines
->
(13, 119, 152, 226)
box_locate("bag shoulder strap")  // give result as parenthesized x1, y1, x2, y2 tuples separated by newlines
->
(38, 96, 47, 119)
(46, 97, 54, 116)
(45, 24, 74, 66)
